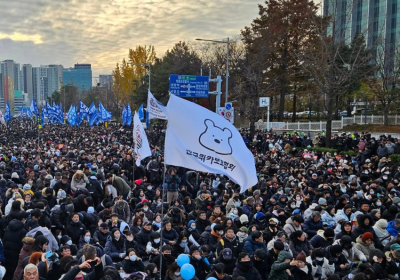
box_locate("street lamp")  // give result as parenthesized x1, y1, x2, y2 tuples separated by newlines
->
(196, 37, 229, 103)
(128, 62, 151, 91)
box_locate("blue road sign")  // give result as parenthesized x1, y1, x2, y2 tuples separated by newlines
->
(169, 75, 209, 98)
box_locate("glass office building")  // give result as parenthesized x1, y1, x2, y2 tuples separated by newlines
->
(63, 64, 92, 92)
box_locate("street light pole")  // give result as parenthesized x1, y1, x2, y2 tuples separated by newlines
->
(196, 37, 230, 103)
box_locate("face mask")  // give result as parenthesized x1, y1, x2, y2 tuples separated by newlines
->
(291, 205, 296, 209)
(365, 171, 369, 174)
(383, 176, 388, 180)
(316, 257, 324, 261)
(218, 231, 224, 235)
(213, 192, 218, 197)
(84, 237, 91, 243)
(143, 207, 148, 211)
(370, 191, 374, 194)
(66, 240, 72, 245)
(296, 197, 301, 201)
(174, 272, 181, 276)
(234, 202, 241, 207)
(58, 235, 62, 239)
(181, 240, 187, 245)
(216, 178, 220, 182)
(127, 237, 134, 242)
(238, 232, 246, 237)
(233, 210, 238, 214)
(376, 202, 382, 206)
(385, 171, 390, 174)
(154, 238, 160, 244)
(148, 186, 153, 190)
(129, 255, 137, 261)
(270, 224, 276, 228)
(241, 260, 252, 268)
(191, 225, 196, 230)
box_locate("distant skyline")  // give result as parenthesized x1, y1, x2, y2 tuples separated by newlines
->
(0, 0, 266, 78)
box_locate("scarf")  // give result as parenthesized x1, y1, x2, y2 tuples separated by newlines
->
(179, 242, 190, 254)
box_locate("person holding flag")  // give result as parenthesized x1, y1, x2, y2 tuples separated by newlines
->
(30, 98, 39, 116)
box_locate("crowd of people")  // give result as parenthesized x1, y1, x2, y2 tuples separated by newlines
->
(0, 122, 399, 280)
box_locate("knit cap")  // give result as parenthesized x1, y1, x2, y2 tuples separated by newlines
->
(362, 232, 374, 243)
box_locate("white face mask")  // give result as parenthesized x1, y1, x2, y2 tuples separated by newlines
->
(376, 202, 382, 206)
(154, 238, 160, 244)
(130, 255, 137, 261)
(84, 237, 91, 243)
(233, 210, 238, 214)
(174, 272, 181, 276)
(191, 225, 196, 230)
(66, 240, 72, 245)
(383, 176, 388, 180)
(58, 235, 62, 239)
(148, 186, 153, 190)
(291, 205, 296, 209)
(234, 201, 241, 207)
(365, 171, 369, 174)
(218, 231, 224, 235)
(127, 237, 134, 242)
(316, 257, 324, 261)
(143, 207, 148, 211)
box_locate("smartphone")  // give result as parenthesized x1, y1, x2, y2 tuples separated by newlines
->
(89, 260, 97, 267)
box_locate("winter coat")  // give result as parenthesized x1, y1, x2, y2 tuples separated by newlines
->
(60, 262, 103, 280)
(26, 226, 59, 252)
(310, 230, 333, 248)
(335, 209, 354, 225)
(303, 216, 323, 239)
(93, 229, 110, 247)
(135, 228, 152, 255)
(305, 256, 335, 280)
(111, 200, 131, 224)
(373, 219, 392, 247)
(292, 263, 313, 280)
(111, 175, 131, 196)
(232, 260, 262, 280)
(243, 235, 268, 257)
(190, 255, 211, 280)
(387, 220, 399, 237)
(283, 217, 302, 238)
(332, 239, 366, 262)
(65, 220, 86, 245)
(289, 239, 313, 258)
(321, 212, 336, 228)
(216, 235, 241, 258)
(268, 250, 295, 280)
(71, 172, 88, 192)
(13, 237, 35, 280)
(208, 230, 222, 252)
(119, 259, 145, 274)
(161, 228, 179, 245)
(352, 214, 382, 249)
(165, 174, 181, 192)
(354, 236, 375, 261)
(377, 146, 389, 157)
(3, 219, 27, 277)
(104, 237, 126, 262)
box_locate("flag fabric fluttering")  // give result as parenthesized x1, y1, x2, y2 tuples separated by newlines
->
(99, 101, 112, 122)
(40, 107, 45, 127)
(138, 104, 144, 121)
(122, 105, 127, 126)
(89, 107, 99, 127)
(126, 103, 132, 126)
(79, 100, 90, 117)
(164, 94, 258, 193)
(147, 90, 167, 121)
(67, 105, 76, 126)
(4, 101, 11, 123)
(30, 99, 39, 116)
(133, 112, 152, 166)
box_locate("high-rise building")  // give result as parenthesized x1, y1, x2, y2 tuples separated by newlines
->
(0, 60, 23, 91)
(23, 64, 33, 101)
(32, 67, 42, 104)
(63, 64, 92, 92)
(324, 0, 399, 71)
(99, 75, 113, 87)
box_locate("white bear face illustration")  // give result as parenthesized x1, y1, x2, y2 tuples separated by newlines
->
(199, 119, 233, 155)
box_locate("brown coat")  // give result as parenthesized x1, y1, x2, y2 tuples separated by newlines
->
(209, 212, 226, 224)
(13, 237, 35, 280)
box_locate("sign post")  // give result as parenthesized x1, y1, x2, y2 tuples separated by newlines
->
(259, 97, 270, 130)
(169, 75, 209, 98)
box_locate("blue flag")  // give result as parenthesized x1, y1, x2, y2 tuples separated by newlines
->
(126, 103, 132, 126)
(99, 101, 112, 121)
(20, 108, 25, 118)
(138, 104, 144, 121)
(122, 105, 127, 126)
(4, 101, 11, 123)
(40, 108, 45, 127)
(67, 105, 76, 126)
(79, 100, 89, 117)
(58, 103, 63, 123)
(30, 99, 39, 116)
(46, 102, 57, 118)
(89, 108, 99, 127)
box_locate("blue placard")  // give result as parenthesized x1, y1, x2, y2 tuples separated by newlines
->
(169, 75, 209, 98)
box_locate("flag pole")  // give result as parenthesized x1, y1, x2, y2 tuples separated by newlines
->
(159, 162, 166, 280)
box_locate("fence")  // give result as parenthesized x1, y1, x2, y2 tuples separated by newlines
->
(257, 115, 400, 132)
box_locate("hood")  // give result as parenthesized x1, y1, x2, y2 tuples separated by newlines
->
(22, 237, 35, 244)
(277, 250, 293, 262)
(369, 249, 385, 261)
(357, 214, 373, 228)
(356, 236, 368, 246)
(8, 219, 24, 232)
(0, 179, 6, 188)
(119, 221, 130, 235)
(373, 219, 388, 231)
(187, 220, 196, 228)
(317, 230, 326, 239)
(392, 197, 400, 205)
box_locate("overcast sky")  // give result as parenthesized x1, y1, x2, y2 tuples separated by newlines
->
(0, 0, 265, 78)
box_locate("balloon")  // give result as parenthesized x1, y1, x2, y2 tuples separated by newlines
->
(177, 254, 190, 267)
(181, 264, 195, 280)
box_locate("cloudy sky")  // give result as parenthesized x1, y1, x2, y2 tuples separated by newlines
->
(0, 0, 266, 78)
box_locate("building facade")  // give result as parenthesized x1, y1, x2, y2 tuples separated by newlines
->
(23, 64, 33, 102)
(63, 64, 92, 92)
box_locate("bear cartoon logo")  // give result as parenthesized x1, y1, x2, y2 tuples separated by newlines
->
(199, 119, 233, 155)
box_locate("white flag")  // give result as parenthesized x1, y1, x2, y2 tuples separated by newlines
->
(0, 110, 4, 124)
(165, 94, 257, 193)
(133, 112, 152, 166)
(147, 90, 167, 121)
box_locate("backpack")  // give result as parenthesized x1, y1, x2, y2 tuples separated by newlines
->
(127, 271, 148, 280)
(86, 180, 97, 196)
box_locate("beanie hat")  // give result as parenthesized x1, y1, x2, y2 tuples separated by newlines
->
(330, 244, 342, 255)
(11, 172, 19, 179)
(296, 252, 307, 263)
(65, 204, 74, 213)
(274, 241, 285, 251)
(220, 248, 233, 260)
(324, 228, 335, 238)
(239, 214, 249, 223)
(253, 190, 261, 196)
(362, 232, 374, 243)
(341, 235, 352, 245)
(255, 211, 265, 221)
(23, 184, 31, 191)
(87, 207, 94, 214)
(318, 198, 327, 205)
(189, 245, 199, 255)
(57, 190, 66, 199)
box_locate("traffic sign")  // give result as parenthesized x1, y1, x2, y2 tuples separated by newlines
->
(259, 97, 270, 107)
(169, 75, 209, 98)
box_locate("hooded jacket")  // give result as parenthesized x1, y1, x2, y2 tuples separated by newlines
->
(283, 217, 302, 238)
(305, 255, 335, 280)
(332, 236, 366, 262)
(243, 235, 268, 257)
(232, 259, 262, 280)
(3, 219, 27, 275)
(373, 219, 391, 246)
(310, 230, 333, 248)
(303, 213, 323, 239)
(387, 220, 399, 237)
(13, 237, 35, 280)
(354, 235, 376, 261)
(352, 214, 383, 248)
(111, 199, 131, 224)
(268, 250, 294, 280)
